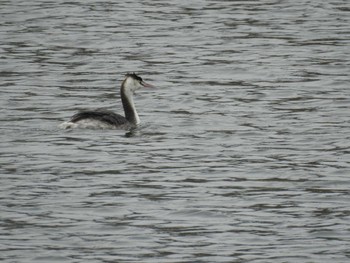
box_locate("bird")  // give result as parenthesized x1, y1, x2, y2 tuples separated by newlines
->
(60, 73, 154, 129)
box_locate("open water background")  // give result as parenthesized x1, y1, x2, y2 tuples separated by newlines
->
(1, 0, 350, 262)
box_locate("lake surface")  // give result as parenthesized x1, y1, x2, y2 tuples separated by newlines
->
(1, 0, 350, 262)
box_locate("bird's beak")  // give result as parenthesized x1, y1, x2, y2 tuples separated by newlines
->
(141, 81, 155, 88)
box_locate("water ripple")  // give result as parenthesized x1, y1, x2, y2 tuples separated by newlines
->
(1, 0, 350, 262)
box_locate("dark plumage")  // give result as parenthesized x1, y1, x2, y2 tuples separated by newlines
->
(70, 110, 128, 126)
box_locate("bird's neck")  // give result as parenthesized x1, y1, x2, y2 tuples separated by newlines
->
(121, 85, 140, 125)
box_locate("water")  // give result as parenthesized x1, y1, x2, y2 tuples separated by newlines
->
(1, 0, 350, 262)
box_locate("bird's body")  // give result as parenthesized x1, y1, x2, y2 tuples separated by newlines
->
(60, 73, 153, 129)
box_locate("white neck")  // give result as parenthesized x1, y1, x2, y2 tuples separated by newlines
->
(121, 80, 140, 125)
(125, 89, 140, 124)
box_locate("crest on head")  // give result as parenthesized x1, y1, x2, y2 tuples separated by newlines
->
(125, 72, 143, 82)
(122, 72, 145, 93)
(123, 72, 153, 90)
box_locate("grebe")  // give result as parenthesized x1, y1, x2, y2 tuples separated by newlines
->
(60, 73, 154, 129)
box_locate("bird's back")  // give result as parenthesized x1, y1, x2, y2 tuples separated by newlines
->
(70, 110, 127, 125)
(59, 109, 131, 129)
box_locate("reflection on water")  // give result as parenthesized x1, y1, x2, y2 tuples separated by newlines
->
(1, 0, 350, 262)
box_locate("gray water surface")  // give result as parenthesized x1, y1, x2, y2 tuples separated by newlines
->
(1, 0, 350, 262)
